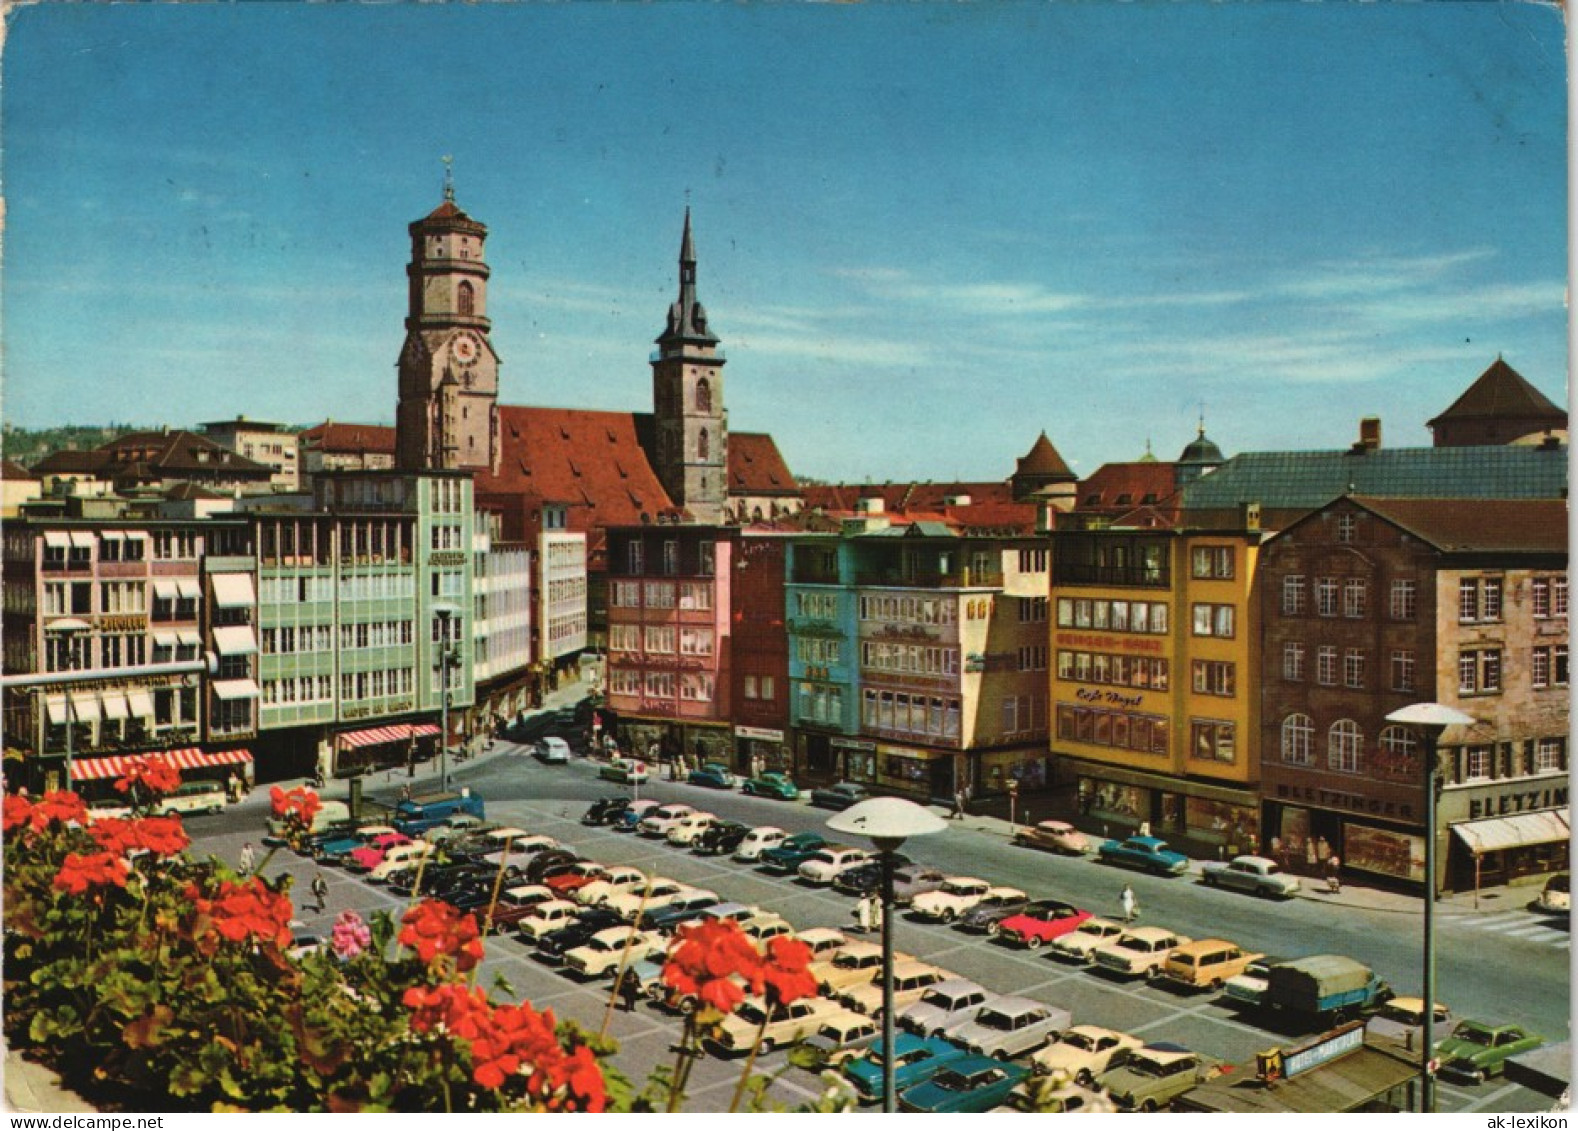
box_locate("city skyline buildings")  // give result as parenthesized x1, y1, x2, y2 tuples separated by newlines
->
(2, 2, 1568, 483)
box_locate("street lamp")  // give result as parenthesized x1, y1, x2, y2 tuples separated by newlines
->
(1386, 701, 1475, 1114)
(48, 619, 91, 791)
(433, 602, 461, 793)
(826, 796, 947, 1113)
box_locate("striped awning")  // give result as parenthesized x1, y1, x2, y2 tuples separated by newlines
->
(72, 747, 253, 782)
(409, 723, 441, 739)
(337, 724, 418, 749)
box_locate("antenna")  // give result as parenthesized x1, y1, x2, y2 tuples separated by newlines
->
(442, 155, 455, 203)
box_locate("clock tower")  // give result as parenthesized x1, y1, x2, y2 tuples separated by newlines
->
(651, 208, 727, 523)
(396, 172, 499, 474)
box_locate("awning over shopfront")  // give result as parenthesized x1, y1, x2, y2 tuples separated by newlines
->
(126, 690, 156, 720)
(44, 692, 100, 724)
(212, 679, 261, 700)
(73, 747, 253, 782)
(409, 723, 441, 739)
(42, 532, 69, 549)
(101, 692, 130, 721)
(213, 626, 259, 656)
(1452, 810, 1570, 855)
(1174, 1042, 1419, 1113)
(175, 578, 202, 600)
(337, 724, 428, 749)
(151, 580, 179, 601)
(210, 573, 256, 609)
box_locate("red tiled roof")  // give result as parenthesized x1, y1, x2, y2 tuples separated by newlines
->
(1016, 432, 1076, 479)
(32, 431, 272, 478)
(299, 422, 398, 455)
(0, 459, 36, 480)
(803, 481, 1039, 533)
(729, 432, 799, 496)
(1428, 359, 1566, 427)
(1075, 462, 1180, 515)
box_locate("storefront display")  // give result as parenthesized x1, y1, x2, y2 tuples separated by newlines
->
(1343, 823, 1425, 883)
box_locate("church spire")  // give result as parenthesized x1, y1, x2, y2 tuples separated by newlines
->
(661, 207, 717, 346)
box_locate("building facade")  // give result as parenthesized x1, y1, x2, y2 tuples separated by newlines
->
(198, 417, 300, 492)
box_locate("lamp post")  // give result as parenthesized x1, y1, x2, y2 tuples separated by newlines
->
(826, 796, 947, 1112)
(1386, 702, 1474, 1114)
(433, 602, 461, 793)
(48, 619, 91, 791)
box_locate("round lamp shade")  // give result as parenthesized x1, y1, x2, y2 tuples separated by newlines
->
(826, 797, 948, 847)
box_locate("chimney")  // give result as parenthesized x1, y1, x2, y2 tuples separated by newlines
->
(1241, 501, 1262, 532)
(856, 496, 885, 515)
(1355, 417, 1382, 452)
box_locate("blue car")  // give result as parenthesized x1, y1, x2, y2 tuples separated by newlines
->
(897, 1055, 1030, 1113)
(688, 762, 736, 789)
(758, 832, 827, 874)
(1097, 835, 1190, 877)
(843, 1034, 967, 1104)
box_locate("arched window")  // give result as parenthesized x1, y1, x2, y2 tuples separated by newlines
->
(1379, 725, 1418, 764)
(1281, 714, 1313, 765)
(457, 281, 475, 317)
(695, 377, 712, 413)
(697, 428, 709, 460)
(1328, 719, 1362, 773)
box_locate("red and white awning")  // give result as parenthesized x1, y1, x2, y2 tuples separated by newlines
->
(73, 747, 253, 782)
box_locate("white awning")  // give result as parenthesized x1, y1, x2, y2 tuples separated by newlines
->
(152, 631, 178, 649)
(210, 573, 256, 609)
(68, 532, 94, 549)
(44, 694, 68, 724)
(175, 578, 202, 600)
(213, 626, 258, 656)
(42, 532, 69, 549)
(176, 629, 202, 647)
(101, 692, 130, 721)
(1452, 811, 1571, 855)
(151, 580, 179, 600)
(126, 690, 156, 719)
(123, 531, 150, 542)
(100, 530, 126, 542)
(67, 692, 101, 724)
(212, 679, 260, 701)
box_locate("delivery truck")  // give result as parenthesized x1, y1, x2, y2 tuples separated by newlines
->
(1264, 955, 1392, 1024)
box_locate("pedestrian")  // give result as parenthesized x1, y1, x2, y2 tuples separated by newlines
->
(617, 968, 641, 1012)
(951, 789, 966, 820)
(1120, 884, 1138, 923)
(310, 872, 329, 914)
(239, 842, 256, 875)
(854, 894, 873, 933)
(1138, 820, 1152, 838)
(226, 771, 240, 804)
(1326, 854, 1342, 895)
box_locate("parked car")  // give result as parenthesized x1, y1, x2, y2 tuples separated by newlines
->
(664, 811, 719, 847)
(367, 841, 439, 883)
(580, 797, 632, 826)
(911, 878, 1015, 923)
(793, 926, 851, 964)
(733, 826, 788, 863)
(1435, 1020, 1544, 1085)
(993, 1077, 1112, 1114)
(534, 908, 628, 962)
(898, 1056, 1031, 1114)
(797, 846, 873, 886)
(1013, 819, 1089, 855)
(738, 912, 796, 949)
(1536, 873, 1570, 914)
(1200, 854, 1301, 898)
(835, 862, 947, 903)
(812, 940, 914, 995)
(312, 824, 403, 865)
(637, 803, 696, 839)
(613, 799, 662, 831)
(957, 889, 1036, 933)
(897, 979, 994, 1037)
(544, 862, 610, 899)
(1220, 954, 1288, 1010)
(740, 771, 800, 801)
(799, 1009, 882, 1071)
(532, 736, 572, 764)
(843, 1035, 967, 1105)
(758, 832, 828, 874)
(345, 831, 413, 873)
(951, 995, 1068, 1060)
(1097, 835, 1190, 876)
(1158, 939, 1263, 992)
(838, 961, 951, 1017)
(693, 820, 751, 857)
(574, 866, 650, 907)
(1028, 1024, 1143, 1085)
(709, 997, 843, 1056)
(995, 900, 1093, 949)
(475, 884, 557, 932)
(687, 762, 736, 789)
(1047, 916, 1126, 961)
(1365, 996, 1453, 1045)
(1089, 926, 1192, 980)
(562, 926, 666, 979)
(517, 899, 593, 943)
(636, 889, 723, 933)
(156, 780, 228, 817)
(599, 758, 650, 786)
(810, 781, 870, 810)
(1099, 1042, 1223, 1112)
(604, 878, 697, 920)
(525, 850, 584, 885)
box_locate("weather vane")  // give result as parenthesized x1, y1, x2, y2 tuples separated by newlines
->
(443, 155, 455, 203)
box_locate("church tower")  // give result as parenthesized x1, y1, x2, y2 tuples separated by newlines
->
(651, 209, 727, 523)
(396, 170, 500, 474)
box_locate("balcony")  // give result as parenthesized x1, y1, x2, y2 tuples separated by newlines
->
(1053, 564, 1170, 589)
(855, 569, 1003, 590)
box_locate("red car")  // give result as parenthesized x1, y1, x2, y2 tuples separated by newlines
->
(544, 862, 609, 898)
(995, 900, 1092, 949)
(346, 832, 412, 873)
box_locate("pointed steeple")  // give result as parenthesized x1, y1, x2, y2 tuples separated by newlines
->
(660, 207, 718, 346)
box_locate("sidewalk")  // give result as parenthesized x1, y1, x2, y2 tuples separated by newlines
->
(4, 1047, 96, 1114)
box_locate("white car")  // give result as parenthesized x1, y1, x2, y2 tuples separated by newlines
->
(910, 878, 1010, 923)
(575, 866, 650, 907)
(953, 996, 1070, 1060)
(733, 826, 787, 862)
(562, 926, 665, 978)
(739, 912, 796, 949)
(638, 803, 696, 838)
(796, 846, 873, 885)
(1029, 1024, 1144, 1084)
(483, 833, 562, 867)
(367, 841, 436, 883)
(532, 736, 572, 764)
(710, 997, 843, 1056)
(517, 899, 588, 942)
(897, 979, 995, 1037)
(1088, 927, 1192, 980)
(664, 811, 719, 847)
(794, 927, 851, 963)
(604, 878, 695, 920)
(1048, 917, 1127, 961)
(838, 962, 950, 1017)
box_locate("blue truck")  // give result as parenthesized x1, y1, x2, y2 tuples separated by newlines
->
(1264, 955, 1392, 1024)
(393, 789, 485, 836)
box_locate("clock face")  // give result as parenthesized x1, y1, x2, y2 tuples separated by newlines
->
(452, 333, 479, 365)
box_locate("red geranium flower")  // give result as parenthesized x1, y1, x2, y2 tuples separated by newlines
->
(470, 1000, 560, 1091)
(268, 785, 322, 841)
(22, 791, 89, 833)
(190, 876, 294, 949)
(662, 918, 764, 1014)
(404, 982, 491, 1040)
(113, 755, 182, 798)
(131, 815, 190, 857)
(760, 935, 818, 1006)
(399, 899, 485, 972)
(559, 1044, 607, 1113)
(54, 850, 131, 895)
(3, 794, 35, 833)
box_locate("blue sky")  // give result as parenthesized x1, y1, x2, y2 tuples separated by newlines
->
(2, 2, 1567, 483)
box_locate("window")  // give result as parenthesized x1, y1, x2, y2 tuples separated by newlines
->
(457, 281, 475, 316)
(662, 541, 679, 576)
(1557, 578, 1569, 617)
(1191, 545, 1234, 579)
(695, 377, 712, 412)
(1482, 578, 1502, 621)
(1191, 603, 1234, 637)
(1535, 738, 1564, 773)
(1391, 649, 1416, 693)
(1343, 649, 1366, 689)
(627, 541, 644, 575)
(1459, 578, 1478, 621)
(612, 581, 640, 608)
(1343, 579, 1367, 619)
(1464, 747, 1492, 782)
(1336, 512, 1357, 543)
(1316, 578, 1339, 617)
(1281, 575, 1306, 616)
(1317, 646, 1338, 686)
(1459, 577, 1503, 623)
(1390, 579, 1417, 621)
(1191, 660, 1235, 697)
(1379, 725, 1417, 763)
(1328, 720, 1362, 773)
(1459, 649, 1503, 695)
(1283, 642, 1306, 681)
(1281, 714, 1313, 765)
(1532, 577, 1552, 618)
(1191, 720, 1236, 763)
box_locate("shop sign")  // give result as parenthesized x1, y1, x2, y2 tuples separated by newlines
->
(1076, 687, 1143, 708)
(831, 738, 875, 753)
(428, 552, 466, 567)
(1467, 784, 1568, 820)
(1274, 783, 1414, 821)
(1056, 632, 1164, 654)
(99, 615, 148, 633)
(735, 726, 784, 742)
(1259, 1023, 1365, 1081)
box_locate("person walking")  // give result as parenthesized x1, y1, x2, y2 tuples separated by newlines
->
(853, 894, 872, 933)
(1326, 853, 1343, 895)
(951, 789, 967, 820)
(239, 842, 256, 875)
(616, 968, 641, 1012)
(310, 872, 329, 914)
(1120, 884, 1138, 923)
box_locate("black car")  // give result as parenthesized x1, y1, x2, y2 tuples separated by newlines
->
(830, 854, 918, 899)
(535, 908, 627, 963)
(388, 861, 489, 897)
(524, 849, 583, 885)
(810, 782, 870, 811)
(582, 797, 633, 827)
(958, 892, 1035, 933)
(636, 891, 723, 933)
(692, 821, 751, 857)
